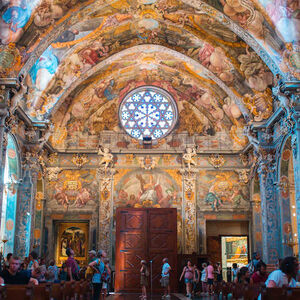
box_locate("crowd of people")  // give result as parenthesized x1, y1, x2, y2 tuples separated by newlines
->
(0, 249, 299, 300)
(176, 252, 299, 298)
(0, 248, 111, 300)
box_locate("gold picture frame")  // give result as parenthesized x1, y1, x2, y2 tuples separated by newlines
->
(56, 222, 89, 266)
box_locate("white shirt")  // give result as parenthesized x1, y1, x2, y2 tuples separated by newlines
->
(258, 270, 297, 300)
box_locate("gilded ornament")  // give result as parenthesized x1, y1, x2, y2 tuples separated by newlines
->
(243, 89, 272, 121)
(0, 43, 21, 77)
(48, 153, 58, 165)
(72, 153, 89, 168)
(47, 167, 62, 181)
(138, 155, 159, 170)
(208, 154, 225, 168)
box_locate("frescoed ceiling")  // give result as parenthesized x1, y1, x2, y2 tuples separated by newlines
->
(0, 0, 299, 151)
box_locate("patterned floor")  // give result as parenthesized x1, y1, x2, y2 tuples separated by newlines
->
(106, 293, 214, 299)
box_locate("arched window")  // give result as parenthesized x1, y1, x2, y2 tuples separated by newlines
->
(0, 134, 19, 255)
(119, 86, 178, 141)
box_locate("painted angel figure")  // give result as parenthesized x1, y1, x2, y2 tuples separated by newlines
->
(98, 147, 113, 170)
(38, 124, 54, 150)
(183, 146, 197, 170)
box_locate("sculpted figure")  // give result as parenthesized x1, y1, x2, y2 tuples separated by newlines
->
(183, 147, 197, 170)
(98, 147, 113, 170)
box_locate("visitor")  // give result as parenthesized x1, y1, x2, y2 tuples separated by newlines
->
(265, 256, 298, 287)
(257, 256, 298, 300)
(89, 249, 106, 300)
(179, 260, 194, 298)
(48, 259, 59, 282)
(232, 263, 239, 282)
(89, 250, 97, 262)
(193, 264, 200, 296)
(65, 248, 79, 281)
(250, 261, 267, 284)
(216, 262, 223, 282)
(0, 256, 38, 285)
(200, 263, 208, 296)
(101, 258, 111, 299)
(207, 261, 214, 295)
(234, 266, 250, 284)
(3, 253, 13, 271)
(59, 263, 68, 281)
(27, 251, 39, 270)
(161, 258, 171, 299)
(248, 252, 261, 275)
(140, 260, 149, 299)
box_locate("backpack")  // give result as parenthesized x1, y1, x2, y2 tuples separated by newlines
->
(248, 261, 255, 275)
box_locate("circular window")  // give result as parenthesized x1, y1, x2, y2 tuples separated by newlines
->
(119, 86, 178, 140)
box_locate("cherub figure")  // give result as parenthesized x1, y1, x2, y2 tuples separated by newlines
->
(38, 124, 54, 151)
(98, 147, 113, 170)
(10, 78, 27, 113)
(183, 147, 197, 170)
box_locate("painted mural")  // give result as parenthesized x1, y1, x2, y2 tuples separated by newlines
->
(46, 169, 98, 209)
(114, 170, 181, 209)
(197, 170, 249, 211)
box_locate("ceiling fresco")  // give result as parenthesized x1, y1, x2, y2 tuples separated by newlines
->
(0, 0, 299, 151)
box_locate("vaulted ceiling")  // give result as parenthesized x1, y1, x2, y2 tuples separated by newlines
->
(1, 0, 299, 151)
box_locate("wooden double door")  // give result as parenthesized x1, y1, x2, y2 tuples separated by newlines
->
(115, 208, 177, 292)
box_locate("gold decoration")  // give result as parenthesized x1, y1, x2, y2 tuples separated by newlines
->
(72, 154, 89, 168)
(243, 89, 272, 121)
(48, 153, 58, 165)
(47, 167, 62, 181)
(208, 154, 225, 168)
(138, 155, 159, 170)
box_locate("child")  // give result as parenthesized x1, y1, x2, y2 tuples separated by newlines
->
(201, 263, 208, 296)
(59, 263, 68, 281)
(140, 260, 149, 299)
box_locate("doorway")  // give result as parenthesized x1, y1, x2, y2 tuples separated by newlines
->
(221, 236, 249, 280)
(115, 208, 177, 293)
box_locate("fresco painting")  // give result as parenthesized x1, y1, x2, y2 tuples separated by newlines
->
(46, 169, 98, 209)
(114, 170, 181, 209)
(198, 170, 249, 211)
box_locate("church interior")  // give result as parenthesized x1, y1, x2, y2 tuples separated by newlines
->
(0, 0, 300, 296)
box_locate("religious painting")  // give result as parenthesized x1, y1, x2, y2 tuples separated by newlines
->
(197, 170, 249, 211)
(46, 169, 98, 210)
(221, 236, 248, 268)
(114, 170, 181, 209)
(56, 222, 88, 265)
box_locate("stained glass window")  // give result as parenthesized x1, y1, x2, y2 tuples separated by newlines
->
(120, 86, 177, 140)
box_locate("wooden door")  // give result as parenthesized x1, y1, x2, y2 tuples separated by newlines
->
(115, 208, 177, 293)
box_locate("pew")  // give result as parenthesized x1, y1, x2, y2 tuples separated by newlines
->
(4, 285, 33, 300)
(49, 282, 64, 300)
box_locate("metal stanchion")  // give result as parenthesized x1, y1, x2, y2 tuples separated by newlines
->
(150, 260, 153, 298)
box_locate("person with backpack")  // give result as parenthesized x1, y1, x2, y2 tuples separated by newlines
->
(89, 249, 108, 300)
(140, 260, 149, 299)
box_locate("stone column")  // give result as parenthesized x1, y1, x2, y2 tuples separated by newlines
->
(291, 110, 300, 258)
(259, 160, 282, 263)
(180, 169, 197, 254)
(14, 153, 39, 258)
(98, 168, 115, 254)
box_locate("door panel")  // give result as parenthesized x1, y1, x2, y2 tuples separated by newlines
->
(115, 208, 177, 292)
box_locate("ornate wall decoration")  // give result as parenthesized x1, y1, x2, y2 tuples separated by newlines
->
(46, 169, 97, 209)
(71, 153, 89, 169)
(198, 170, 249, 211)
(0, 44, 21, 77)
(47, 167, 62, 182)
(182, 147, 197, 171)
(99, 169, 115, 252)
(181, 168, 197, 253)
(237, 169, 250, 184)
(138, 155, 159, 170)
(208, 154, 225, 168)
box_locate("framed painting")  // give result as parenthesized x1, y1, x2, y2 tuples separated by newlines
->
(56, 222, 89, 266)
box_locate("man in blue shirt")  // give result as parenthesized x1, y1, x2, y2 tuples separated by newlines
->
(161, 258, 171, 299)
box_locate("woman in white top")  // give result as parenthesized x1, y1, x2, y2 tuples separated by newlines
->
(258, 256, 298, 300)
